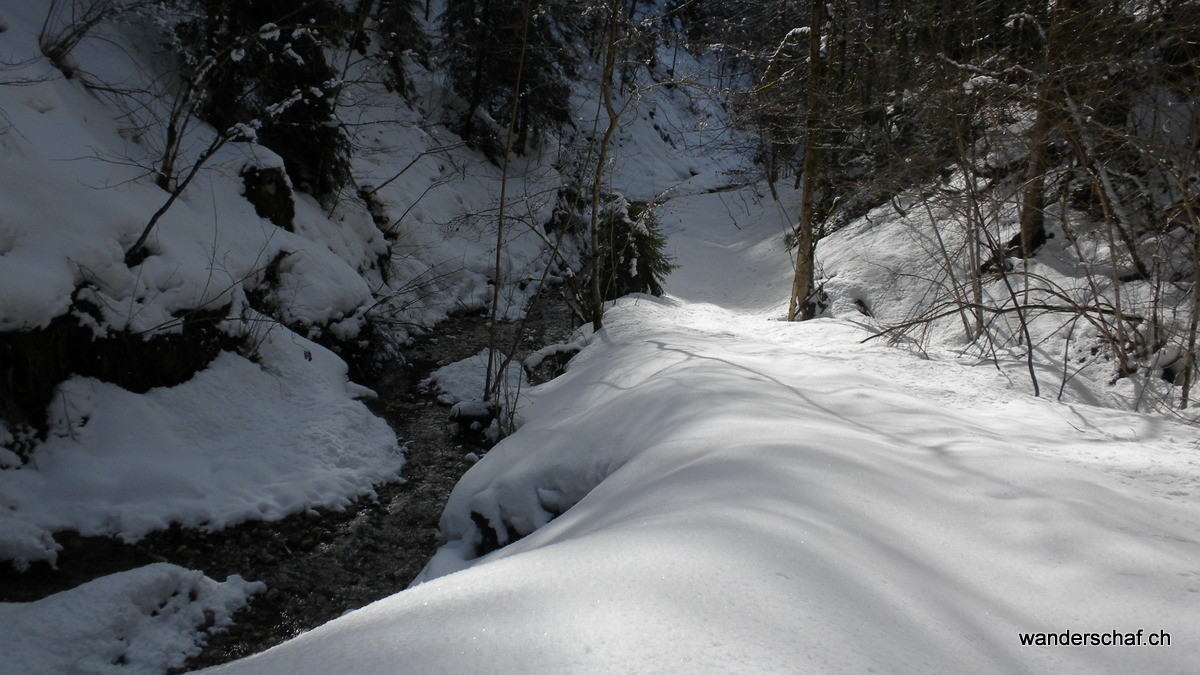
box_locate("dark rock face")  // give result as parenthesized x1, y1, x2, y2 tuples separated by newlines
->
(450, 400, 497, 428)
(0, 300, 235, 459)
(241, 166, 296, 232)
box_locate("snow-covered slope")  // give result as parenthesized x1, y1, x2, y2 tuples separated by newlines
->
(0, 0, 573, 568)
(0, 330, 403, 569)
(814, 172, 1200, 415)
(0, 1, 410, 568)
(208, 183, 1200, 673)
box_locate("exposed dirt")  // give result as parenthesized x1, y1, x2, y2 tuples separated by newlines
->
(0, 290, 576, 671)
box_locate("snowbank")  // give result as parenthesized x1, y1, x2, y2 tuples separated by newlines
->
(814, 177, 1200, 414)
(0, 0, 569, 571)
(0, 563, 263, 674)
(0, 331, 403, 570)
(425, 349, 526, 406)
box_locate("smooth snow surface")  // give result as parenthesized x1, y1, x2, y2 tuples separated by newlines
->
(0, 563, 262, 674)
(210, 184, 1200, 673)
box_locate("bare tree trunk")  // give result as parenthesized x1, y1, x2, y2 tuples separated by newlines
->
(1016, 0, 1070, 259)
(588, 0, 624, 332)
(484, 0, 532, 403)
(1179, 189, 1200, 408)
(1017, 95, 1051, 258)
(1179, 230, 1200, 408)
(787, 0, 824, 322)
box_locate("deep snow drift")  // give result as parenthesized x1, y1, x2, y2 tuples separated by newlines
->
(0, 330, 403, 570)
(209, 185, 1200, 673)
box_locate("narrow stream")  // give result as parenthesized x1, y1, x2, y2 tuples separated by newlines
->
(0, 291, 576, 671)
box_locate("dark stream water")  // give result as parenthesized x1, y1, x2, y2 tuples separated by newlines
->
(0, 292, 576, 671)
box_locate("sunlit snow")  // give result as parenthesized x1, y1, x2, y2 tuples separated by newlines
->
(211, 183, 1200, 673)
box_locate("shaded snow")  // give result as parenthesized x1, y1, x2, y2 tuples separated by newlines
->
(814, 175, 1200, 414)
(0, 0, 571, 571)
(0, 563, 263, 674)
(0, 330, 402, 570)
(3, 1, 1197, 671)
(425, 349, 526, 407)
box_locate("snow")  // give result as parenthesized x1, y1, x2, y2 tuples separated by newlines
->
(208, 181, 1200, 673)
(811, 174, 1195, 413)
(0, 0, 578, 341)
(449, 400, 494, 420)
(3, 1, 1198, 671)
(1, 3, 407, 573)
(0, 329, 403, 570)
(0, 563, 263, 674)
(0, 0, 572, 572)
(587, 55, 750, 203)
(0, 39, 377, 336)
(522, 338, 586, 372)
(425, 348, 526, 407)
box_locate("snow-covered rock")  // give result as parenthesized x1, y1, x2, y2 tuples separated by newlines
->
(0, 563, 263, 674)
(0, 330, 403, 570)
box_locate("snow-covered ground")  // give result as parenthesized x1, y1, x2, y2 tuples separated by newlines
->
(0, 2, 742, 574)
(207, 183, 1200, 673)
(426, 349, 526, 407)
(1, 563, 262, 674)
(0, 0, 567, 569)
(0, 330, 403, 570)
(4, 1, 1198, 671)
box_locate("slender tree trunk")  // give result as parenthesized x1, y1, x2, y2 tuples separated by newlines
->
(589, 0, 623, 332)
(1016, 0, 1070, 259)
(464, 0, 492, 140)
(1017, 95, 1051, 257)
(484, 0, 532, 403)
(1180, 200, 1200, 408)
(787, 0, 825, 322)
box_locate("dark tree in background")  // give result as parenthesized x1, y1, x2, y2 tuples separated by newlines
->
(177, 0, 352, 199)
(368, 0, 425, 92)
(441, 0, 575, 152)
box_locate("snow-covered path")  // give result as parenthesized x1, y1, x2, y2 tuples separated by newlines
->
(211, 184, 1200, 673)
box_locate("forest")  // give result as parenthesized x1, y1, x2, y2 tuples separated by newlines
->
(1, 0, 1199, 672)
